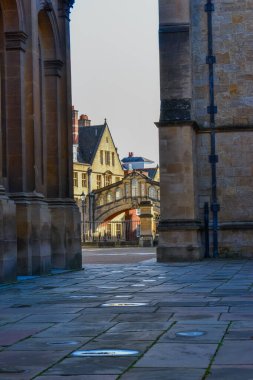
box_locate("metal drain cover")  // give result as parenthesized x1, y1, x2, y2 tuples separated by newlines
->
(48, 341, 80, 346)
(0, 368, 25, 374)
(71, 349, 139, 357)
(131, 284, 145, 287)
(11, 304, 31, 308)
(70, 295, 97, 299)
(176, 331, 206, 337)
(102, 302, 147, 307)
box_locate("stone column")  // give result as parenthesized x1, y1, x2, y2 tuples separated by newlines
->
(157, 0, 202, 261)
(139, 201, 154, 247)
(48, 3, 82, 270)
(0, 186, 17, 282)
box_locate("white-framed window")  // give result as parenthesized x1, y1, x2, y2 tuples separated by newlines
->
(125, 183, 130, 197)
(97, 175, 102, 189)
(141, 183, 146, 196)
(105, 174, 112, 187)
(132, 179, 139, 197)
(116, 188, 122, 200)
(73, 172, 78, 187)
(148, 186, 156, 199)
(107, 192, 113, 203)
(82, 173, 87, 188)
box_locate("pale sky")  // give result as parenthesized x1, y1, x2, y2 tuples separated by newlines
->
(70, 0, 160, 164)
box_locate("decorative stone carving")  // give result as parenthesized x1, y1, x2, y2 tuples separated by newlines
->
(5, 31, 28, 52)
(60, 0, 75, 20)
(44, 59, 64, 77)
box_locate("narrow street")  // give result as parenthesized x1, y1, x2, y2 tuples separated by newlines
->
(82, 247, 156, 265)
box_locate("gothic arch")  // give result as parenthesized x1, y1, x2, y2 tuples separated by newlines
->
(38, 7, 63, 197)
(0, 0, 25, 31)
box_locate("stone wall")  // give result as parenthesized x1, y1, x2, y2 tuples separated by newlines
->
(157, 0, 253, 260)
(192, 0, 253, 127)
(0, 0, 82, 282)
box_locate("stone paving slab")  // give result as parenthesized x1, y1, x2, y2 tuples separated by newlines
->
(0, 259, 253, 378)
(214, 341, 253, 365)
(134, 342, 217, 368)
(120, 368, 205, 380)
(206, 366, 253, 380)
(36, 376, 117, 380)
(158, 323, 227, 343)
(45, 357, 137, 375)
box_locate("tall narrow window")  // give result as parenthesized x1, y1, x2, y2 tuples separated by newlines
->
(132, 179, 139, 197)
(97, 174, 102, 189)
(112, 152, 115, 166)
(100, 150, 103, 164)
(105, 174, 112, 186)
(74, 172, 78, 187)
(105, 151, 110, 165)
(82, 173, 87, 187)
(149, 186, 156, 199)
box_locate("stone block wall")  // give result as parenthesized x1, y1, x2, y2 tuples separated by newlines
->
(192, 0, 253, 128)
(158, 0, 253, 260)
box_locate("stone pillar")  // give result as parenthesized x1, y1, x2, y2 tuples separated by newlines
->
(49, 199, 81, 270)
(45, 3, 82, 270)
(139, 201, 155, 247)
(12, 193, 51, 275)
(0, 186, 17, 282)
(157, 0, 203, 261)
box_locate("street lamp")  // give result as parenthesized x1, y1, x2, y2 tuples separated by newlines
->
(81, 192, 86, 244)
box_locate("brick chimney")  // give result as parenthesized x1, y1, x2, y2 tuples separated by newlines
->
(72, 106, 79, 145)
(79, 114, 91, 127)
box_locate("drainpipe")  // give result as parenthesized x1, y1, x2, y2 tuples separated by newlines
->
(205, 0, 219, 257)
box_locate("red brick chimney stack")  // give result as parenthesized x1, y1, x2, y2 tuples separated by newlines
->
(79, 114, 91, 127)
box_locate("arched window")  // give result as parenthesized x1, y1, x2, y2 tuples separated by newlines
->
(116, 188, 122, 200)
(107, 192, 113, 203)
(97, 196, 104, 206)
(132, 179, 139, 197)
(141, 183, 146, 197)
(149, 186, 156, 199)
(125, 183, 130, 198)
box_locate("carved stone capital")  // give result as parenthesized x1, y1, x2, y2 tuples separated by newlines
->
(44, 60, 64, 77)
(5, 31, 28, 52)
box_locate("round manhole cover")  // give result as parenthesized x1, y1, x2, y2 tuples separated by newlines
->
(101, 302, 147, 307)
(71, 349, 139, 357)
(176, 331, 206, 337)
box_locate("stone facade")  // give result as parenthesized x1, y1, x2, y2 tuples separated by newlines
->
(158, 0, 253, 260)
(0, 0, 81, 282)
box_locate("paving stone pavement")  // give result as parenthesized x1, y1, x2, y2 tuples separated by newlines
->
(0, 259, 253, 379)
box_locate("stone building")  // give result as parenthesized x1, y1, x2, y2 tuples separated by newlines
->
(158, 1, 253, 260)
(0, 0, 81, 283)
(72, 108, 124, 203)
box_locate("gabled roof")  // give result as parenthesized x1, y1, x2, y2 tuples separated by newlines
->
(142, 168, 158, 180)
(78, 124, 106, 164)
